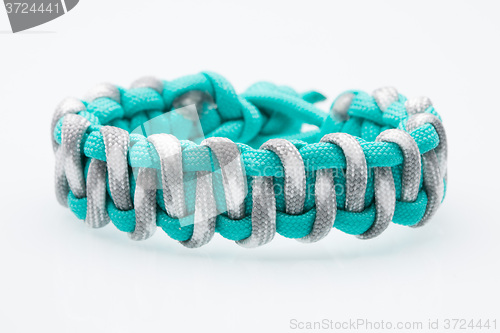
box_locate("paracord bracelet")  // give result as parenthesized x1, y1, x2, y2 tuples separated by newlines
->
(51, 72, 447, 248)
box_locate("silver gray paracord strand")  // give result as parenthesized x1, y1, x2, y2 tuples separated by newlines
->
(131, 167, 157, 240)
(237, 176, 276, 248)
(202, 137, 247, 220)
(376, 129, 421, 203)
(130, 76, 164, 94)
(85, 159, 110, 228)
(260, 139, 306, 215)
(373, 87, 399, 113)
(85, 83, 121, 104)
(61, 114, 90, 199)
(148, 134, 187, 219)
(181, 170, 217, 248)
(298, 168, 336, 243)
(321, 133, 367, 213)
(53, 81, 447, 247)
(406, 112, 447, 227)
(101, 126, 134, 211)
(406, 112, 448, 181)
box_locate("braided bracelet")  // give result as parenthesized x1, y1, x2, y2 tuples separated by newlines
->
(51, 72, 447, 248)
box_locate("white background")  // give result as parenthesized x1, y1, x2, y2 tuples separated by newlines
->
(1, 1, 499, 332)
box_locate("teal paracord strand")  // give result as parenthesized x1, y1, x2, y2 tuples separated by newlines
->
(52, 72, 448, 248)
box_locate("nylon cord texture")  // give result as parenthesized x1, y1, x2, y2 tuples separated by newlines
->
(52, 72, 448, 248)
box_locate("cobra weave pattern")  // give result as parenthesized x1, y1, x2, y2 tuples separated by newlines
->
(52, 72, 447, 248)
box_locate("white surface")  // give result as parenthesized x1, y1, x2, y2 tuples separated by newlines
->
(1, 1, 499, 332)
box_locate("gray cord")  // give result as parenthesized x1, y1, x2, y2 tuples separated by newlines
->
(130, 76, 164, 94)
(406, 113, 447, 227)
(297, 168, 336, 243)
(411, 150, 443, 228)
(330, 92, 354, 121)
(180, 171, 216, 248)
(237, 176, 276, 248)
(358, 166, 395, 239)
(260, 139, 306, 215)
(54, 147, 69, 206)
(61, 114, 90, 199)
(101, 126, 133, 211)
(376, 129, 421, 202)
(202, 137, 247, 220)
(85, 83, 121, 104)
(51, 97, 86, 151)
(85, 159, 111, 228)
(373, 87, 398, 112)
(148, 134, 187, 219)
(405, 96, 432, 115)
(55, 110, 88, 206)
(130, 167, 157, 240)
(320, 133, 367, 212)
(406, 113, 447, 181)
